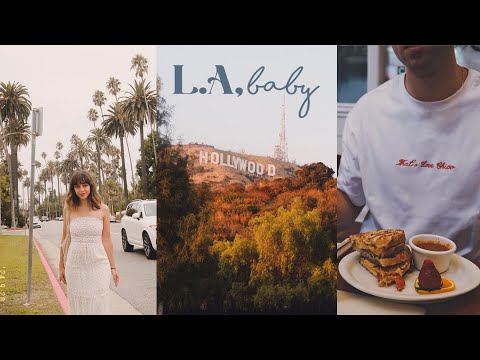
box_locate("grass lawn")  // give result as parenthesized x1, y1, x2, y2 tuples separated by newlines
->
(0, 235, 63, 315)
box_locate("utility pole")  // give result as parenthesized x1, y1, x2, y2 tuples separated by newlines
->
(26, 107, 43, 305)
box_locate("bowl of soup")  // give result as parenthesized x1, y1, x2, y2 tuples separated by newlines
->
(408, 234, 456, 273)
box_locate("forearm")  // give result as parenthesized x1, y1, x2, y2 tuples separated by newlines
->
(59, 206, 68, 269)
(337, 189, 363, 241)
(59, 247, 65, 268)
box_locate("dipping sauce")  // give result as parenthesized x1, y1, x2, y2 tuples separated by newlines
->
(414, 240, 451, 252)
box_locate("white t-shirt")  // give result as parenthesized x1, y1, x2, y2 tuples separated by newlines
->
(338, 68, 480, 258)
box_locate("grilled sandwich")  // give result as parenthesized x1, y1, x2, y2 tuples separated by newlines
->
(350, 229, 412, 288)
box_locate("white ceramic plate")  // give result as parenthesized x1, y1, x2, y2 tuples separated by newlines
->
(339, 252, 480, 303)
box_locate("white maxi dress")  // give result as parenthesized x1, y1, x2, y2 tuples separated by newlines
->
(65, 216, 111, 315)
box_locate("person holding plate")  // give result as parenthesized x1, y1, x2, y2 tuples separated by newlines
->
(338, 45, 480, 260)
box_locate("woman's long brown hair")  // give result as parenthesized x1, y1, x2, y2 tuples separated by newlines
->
(65, 170, 102, 210)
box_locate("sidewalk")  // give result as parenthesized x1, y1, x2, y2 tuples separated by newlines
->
(3, 228, 141, 315)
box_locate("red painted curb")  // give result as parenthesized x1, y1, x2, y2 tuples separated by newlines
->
(33, 238, 68, 314)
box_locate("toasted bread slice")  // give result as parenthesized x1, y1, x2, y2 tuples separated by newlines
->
(358, 245, 411, 267)
(354, 242, 406, 258)
(351, 229, 406, 256)
(359, 257, 411, 287)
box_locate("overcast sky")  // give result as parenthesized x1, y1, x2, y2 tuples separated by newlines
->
(0, 45, 156, 195)
(158, 45, 337, 170)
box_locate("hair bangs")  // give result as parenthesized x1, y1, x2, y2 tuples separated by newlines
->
(71, 172, 91, 187)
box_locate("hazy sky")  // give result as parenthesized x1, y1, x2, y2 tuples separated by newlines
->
(0, 45, 156, 192)
(158, 45, 337, 170)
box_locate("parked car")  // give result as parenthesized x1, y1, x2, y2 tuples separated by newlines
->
(40, 216, 49, 222)
(120, 199, 156, 259)
(27, 216, 41, 229)
(110, 215, 116, 223)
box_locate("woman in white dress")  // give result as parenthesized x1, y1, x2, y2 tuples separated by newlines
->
(58, 170, 119, 315)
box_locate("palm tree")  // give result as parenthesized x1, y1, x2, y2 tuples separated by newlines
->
(106, 77, 121, 101)
(131, 55, 157, 164)
(130, 54, 149, 79)
(100, 158, 108, 187)
(34, 181, 44, 212)
(47, 160, 57, 217)
(110, 156, 120, 184)
(158, 76, 175, 142)
(54, 151, 62, 196)
(60, 172, 69, 193)
(111, 145, 120, 157)
(4, 119, 31, 225)
(92, 90, 107, 196)
(106, 76, 137, 192)
(39, 170, 49, 217)
(23, 177, 30, 212)
(86, 128, 110, 196)
(122, 79, 156, 197)
(56, 142, 64, 160)
(69, 137, 92, 169)
(18, 168, 27, 213)
(93, 90, 107, 121)
(104, 178, 119, 215)
(34, 160, 42, 179)
(87, 108, 99, 129)
(103, 103, 133, 204)
(61, 153, 79, 188)
(41, 152, 47, 166)
(54, 159, 62, 213)
(0, 81, 32, 227)
(41, 153, 54, 210)
(70, 134, 80, 145)
(87, 162, 98, 178)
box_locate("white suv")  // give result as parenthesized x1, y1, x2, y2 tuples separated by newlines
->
(121, 199, 157, 259)
(27, 216, 41, 229)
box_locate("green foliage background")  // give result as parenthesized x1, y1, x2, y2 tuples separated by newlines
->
(158, 144, 336, 314)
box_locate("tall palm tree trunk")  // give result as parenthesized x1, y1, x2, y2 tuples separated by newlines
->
(51, 175, 55, 217)
(22, 184, 25, 218)
(0, 121, 16, 228)
(96, 142, 102, 196)
(102, 165, 106, 189)
(11, 143, 19, 226)
(119, 134, 128, 204)
(139, 120, 148, 197)
(143, 94, 157, 165)
(43, 179, 47, 217)
(124, 134, 136, 190)
(150, 120, 157, 164)
(57, 174, 61, 216)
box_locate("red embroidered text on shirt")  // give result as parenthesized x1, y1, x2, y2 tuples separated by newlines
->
(396, 159, 456, 170)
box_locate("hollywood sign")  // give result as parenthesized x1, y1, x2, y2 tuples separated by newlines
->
(199, 150, 276, 177)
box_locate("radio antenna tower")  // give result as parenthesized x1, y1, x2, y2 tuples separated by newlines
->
(273, 95, 288, 162)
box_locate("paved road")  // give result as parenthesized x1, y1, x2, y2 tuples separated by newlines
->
(33, 220, 156, 315)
